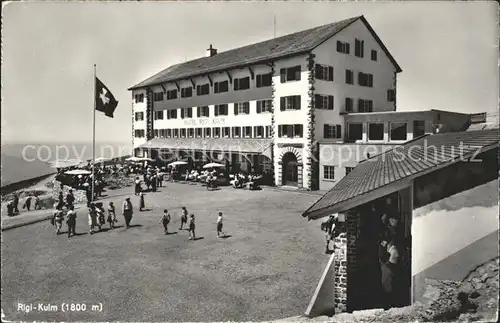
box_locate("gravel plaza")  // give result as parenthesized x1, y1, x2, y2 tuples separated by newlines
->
(1, 182, 328, 322)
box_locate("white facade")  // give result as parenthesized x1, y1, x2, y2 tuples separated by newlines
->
(131, 17, 402, 190)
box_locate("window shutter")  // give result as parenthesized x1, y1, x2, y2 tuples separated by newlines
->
(369, 101, 373, 112)
(328, 66, 334, 81)
(215, 106, 219, 117)
(280, 68, 286, 83)
(188, 108, 192, 118)
(346, 43, 350, 54)
(233, 79, 238, 91)
(328, 96, 334, 110)
(244, 102, 250, 114)
(278, 125, 283, 137)
(296, 67, 301, 81)
(197, 107, 200, 117)
(296, 96, 301, 110)
(234, 103, 239, 115)
(369, 74, 373, 87)
(361, 40, 365, 57)
(358, 72, 363, 85)
(315, 94, 321, 109)
(358, 99, 363, 112)
(181, 109, 185, 119)
(323, 124, 329, 138)
(336, 41, 342, 52)
(280, 97, 285, 111)
(336, 125, 342, 139)
(315, 65, 322, 79)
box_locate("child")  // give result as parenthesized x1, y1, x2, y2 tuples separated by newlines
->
(66, 205, 77, 238)
(107, 201, 117, 229)
(97, 204, 106, 229)
(54, 206, 65, 235)
(217, 212, 224, 238)
(139, 192, 145, 211)
(188, 214, 196, 240)
(160, 209, 171, 235)
(179, 206, 188, 230)
(88, 203, 98, 234)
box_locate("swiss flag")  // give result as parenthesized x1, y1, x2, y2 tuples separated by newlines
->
(95, 77, 118, 118)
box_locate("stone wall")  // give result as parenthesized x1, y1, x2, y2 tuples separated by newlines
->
(51, 180, 88, 205)
(333, 211, 358, 314)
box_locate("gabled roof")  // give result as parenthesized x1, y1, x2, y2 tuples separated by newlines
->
(129, 15, 402, 90)
(302, 128, 499, 220)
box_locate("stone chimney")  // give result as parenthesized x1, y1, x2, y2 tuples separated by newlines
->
(206, 44, 217, 57)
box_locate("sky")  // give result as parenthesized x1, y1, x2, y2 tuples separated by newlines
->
(1, 1, 498, 144)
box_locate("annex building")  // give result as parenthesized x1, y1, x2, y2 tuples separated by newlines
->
(129, 15, 481, 190)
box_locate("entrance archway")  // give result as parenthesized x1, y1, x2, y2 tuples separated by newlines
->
(282, 152, 298, 186)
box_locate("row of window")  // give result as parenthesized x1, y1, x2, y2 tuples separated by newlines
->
(135, 126, 273, 139)
(347, 120, 426, 142)
(323, 166, 354, 181)
(337, 39, 378, 62)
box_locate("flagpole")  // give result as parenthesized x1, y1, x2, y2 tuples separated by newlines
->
(92, 64, 96, 203)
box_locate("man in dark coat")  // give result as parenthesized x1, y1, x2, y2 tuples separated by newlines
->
(58, 191, 65, 209)
(13, 194, 19, 213)
(122, 197, 133, 228)
(66, 189, 75, 209)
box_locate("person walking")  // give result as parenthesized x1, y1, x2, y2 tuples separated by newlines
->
(107, 201, 117, 229)
(122, 197, 133, 228)
(23, 196, 33, 211)
(85, 188, 92, 207)
(88, 203, 99, 234)
(66, 205, 77, 238)
(179, 206, 188, 230)
(97, 204, 106, 229)
(160, 209, 171, 234)
(188, 214, 196, 240)
(134, 177, 141, 196)
(157, 173, 163, 187)
(66, 189, 75, 209)
(53, 206, 65, 235)
(216, 212, 224, 238)
(57, 191, 65, 209)
(139, 192, 145, 211)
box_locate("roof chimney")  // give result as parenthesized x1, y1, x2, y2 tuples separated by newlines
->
(206, 44, 217, 57)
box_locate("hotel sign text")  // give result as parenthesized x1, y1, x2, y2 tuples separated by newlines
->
(183, 117, 226, 127)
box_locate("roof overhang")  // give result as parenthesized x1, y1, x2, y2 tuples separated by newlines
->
(302, 143, 498, 220)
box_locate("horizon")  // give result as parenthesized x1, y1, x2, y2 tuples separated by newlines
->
(2, 1, 498, 143)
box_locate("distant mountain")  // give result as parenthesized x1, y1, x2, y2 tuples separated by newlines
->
(1, 155, 55, 187)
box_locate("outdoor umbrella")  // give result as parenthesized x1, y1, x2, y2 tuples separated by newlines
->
(168, 161, 188, 167)
(64, 169, 92, 175)
(125, 156, 142, 162)
(203, 162, 225, 169)
(94, 157, 109, 163)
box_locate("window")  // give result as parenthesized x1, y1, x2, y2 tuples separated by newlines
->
(323, 124, 342, 139)
(134, 94, 144, 103)
(197, 106, 209, 117)
(166, 129, 172, 138)
(348, 123, 362, 141)
(223, 127, 230, 138)
(188, 128, 194, 138)
(234, 102, 250, 115)
(196, 84, 210, 96)
(134, 129, 145, 138)
(280, 95, 301, 111)
(255, 126, 264, 138)
(214, 104, 228, 116)
(358, 99, 373, 112)
(280, 65, 301, 83)
(232, 126, 241, 138)
(204, 128, 211, 138)
(345, 69, 354, 84)
(265, 125, 272, 138)
(159, 129, 165, 138)
(167, 89, 177, 100)
(153, 92, 164, 102)
(345, 97, 353, 112)
(154, 111, 164, 120)
(345, 167, 354, 175)
(368, 123, 384, 141)
(315, 95, 334, 110)
(413, 120, 426, 138)
(354, 38, 364, 58)
(173, 129, 179, 138)
(387, 89, 396, 102)
(336, 41, 350, 54)
(214, 80, 229, 93)
(180, 108, 193, 119)
(390, 122, 407, 141)
(153, 129, 158, 139)
(135, 112, 144, 121)
(256, 73, 272, 87)
(213, 127, 221, 138)
(256, 99, 272, 113)
(180, 129, 187, 138)
(371, 49, 377, 61)
(358, 72, 374, 87)
(324, 166, 335, 180)
(167, 109, 178, 119)
(234, 77, 250, 91)
(243, 126, 252, 138)
(315, 64, 334, 81)
(195, 128, 202, 138)
(278, 124, 303, 138)
(181, 87, 192, 98)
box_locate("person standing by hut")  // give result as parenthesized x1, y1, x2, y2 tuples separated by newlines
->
(13, 194, 20, 214)
(380, 240, 403, 309)
(23, 195, 33, 211)
(122, 197, 133, 228)
(66, 205, 77, 238)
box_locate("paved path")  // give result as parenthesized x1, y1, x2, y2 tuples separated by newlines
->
(1, 183, 328, 322)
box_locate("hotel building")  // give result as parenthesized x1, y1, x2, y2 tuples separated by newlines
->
(129, 15, 479, 190)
